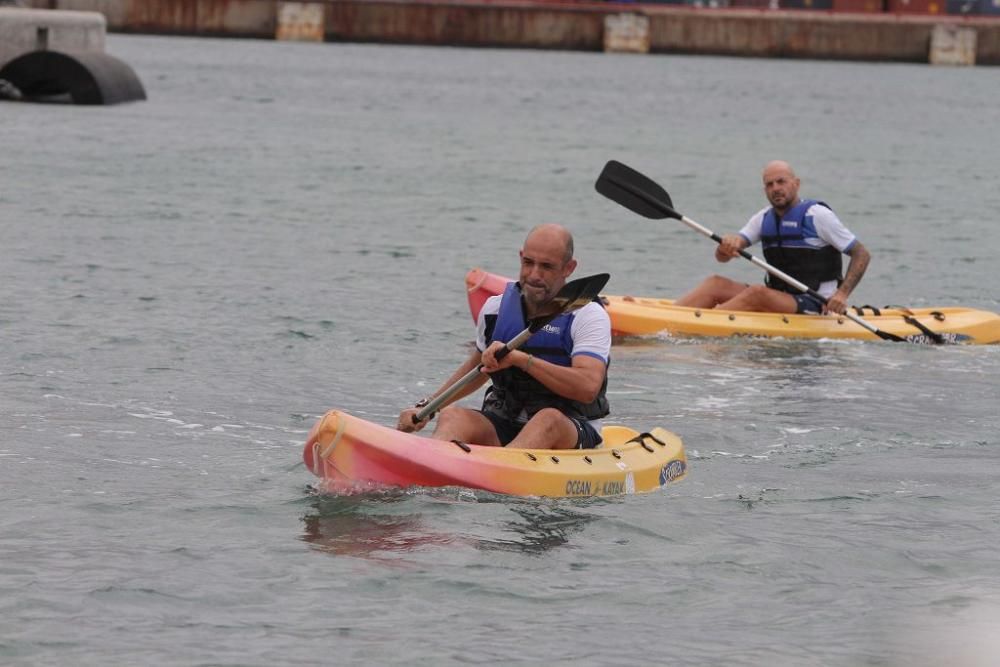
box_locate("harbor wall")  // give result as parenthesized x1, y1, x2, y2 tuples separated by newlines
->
(12, 0, 1000, 64)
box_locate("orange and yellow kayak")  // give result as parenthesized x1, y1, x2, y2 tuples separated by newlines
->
(303, 410, 687, 498)
(466, 268, 1000, 344)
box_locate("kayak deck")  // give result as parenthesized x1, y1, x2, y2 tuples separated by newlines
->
(604, 295, 999, 344)
(466, 268, 1000, 344)
(304, 410, 687, 498)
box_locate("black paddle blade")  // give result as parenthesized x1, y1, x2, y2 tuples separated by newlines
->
(595, 160, 680, 221)
(531, 272, 611, 325)
(874, 329, 909, 343)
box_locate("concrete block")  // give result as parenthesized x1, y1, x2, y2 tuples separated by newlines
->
(604, 13, 650, 54)
(276, 2, 324, 41)
(0, 7, 105, 68)
(929, 23, 977, 65)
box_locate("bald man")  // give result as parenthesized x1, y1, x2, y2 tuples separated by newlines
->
(397, 224, 611, 450)
(675, 161, 870, 315)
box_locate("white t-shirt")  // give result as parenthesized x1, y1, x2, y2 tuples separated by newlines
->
(739, 203, 857, 299)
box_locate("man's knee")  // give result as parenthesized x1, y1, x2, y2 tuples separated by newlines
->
(736, 284, 772, 307)
(705, 274, 734, 288)
(530, 407, 566, 425)
(732, 284, 796, 313)
(435, 405, 462, 428)
(434, 406, 478, 436)
(742, 284, 771, 298)
(531, 408, 578, 441)
(519, 408, 579, 449)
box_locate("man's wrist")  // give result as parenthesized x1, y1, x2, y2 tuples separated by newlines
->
(413, 397, 436, 420)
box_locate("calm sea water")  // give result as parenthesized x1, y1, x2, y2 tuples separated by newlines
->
(3, 34, 1000, 666)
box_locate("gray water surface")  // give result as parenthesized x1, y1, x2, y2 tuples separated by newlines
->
(2, 35, 999, 666)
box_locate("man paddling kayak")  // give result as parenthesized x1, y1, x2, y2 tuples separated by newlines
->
(397, 224, 612, 450)
(674, 161, 871, 315)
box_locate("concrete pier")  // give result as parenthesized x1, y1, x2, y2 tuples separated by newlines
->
(644, 7, 1000, 64)
(0, 7, 105, 67)
(13, 0, 1000, 65)
(0, 7, 145, 103)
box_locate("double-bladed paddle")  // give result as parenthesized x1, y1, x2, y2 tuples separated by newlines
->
(414, 272, 611, 423)
(595, 159, 948, 344)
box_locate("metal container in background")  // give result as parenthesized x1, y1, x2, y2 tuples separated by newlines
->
(780, 0, 835, 9)
(946, 0, 980, 13)
(832, 0, 886, 12)
(887, 0, 945, 13)
(979, 0, 1000, 14)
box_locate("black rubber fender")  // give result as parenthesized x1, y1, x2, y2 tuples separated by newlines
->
(0, 50, 146, 105)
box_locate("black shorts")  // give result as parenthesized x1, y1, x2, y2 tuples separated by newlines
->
(480, 410, 603, 450)
(792, 293, 826, 315)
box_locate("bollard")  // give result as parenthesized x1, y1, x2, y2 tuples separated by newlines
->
(604, 13, 650, 54)
(929, 23, 977, 65)
(276, 2, 325, 42)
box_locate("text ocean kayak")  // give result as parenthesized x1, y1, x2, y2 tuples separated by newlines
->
(303, 410, 687, 497)
(466, 268, 1000, 344)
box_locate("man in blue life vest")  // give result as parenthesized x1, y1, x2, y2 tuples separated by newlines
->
(674, 160, 871, 315)
(396, 224, 611, 450)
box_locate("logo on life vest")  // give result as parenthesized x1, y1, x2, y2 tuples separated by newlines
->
(541, 324, 561, 334)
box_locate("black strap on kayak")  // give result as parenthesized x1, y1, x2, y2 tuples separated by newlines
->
(628, 432, 667, 449)
(853, 305, 882, 316)
(881, 306, 947, 344)
(880, 305, 949, 344)
(449, 439, 472, 453)
(883, 305, 944, 321)
(901, 316, 948, 344)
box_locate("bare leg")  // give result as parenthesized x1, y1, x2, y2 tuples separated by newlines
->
(718, 284, 797, 313)
(674, 275, 749, 308)
(505, 408, 579, 450)
(432, 406, 502, 446)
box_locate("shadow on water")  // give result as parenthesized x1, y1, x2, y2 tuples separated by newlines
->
(473, 501, 597, 556)
(299, 490, 598, 559)
(299, 492, 458, 560)
(617, 335, 857, 384)
(619, 333, 852, 364)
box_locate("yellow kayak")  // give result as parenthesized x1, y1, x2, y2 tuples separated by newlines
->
(303, 410, 687, 498)
(466, 268, 1000, 344)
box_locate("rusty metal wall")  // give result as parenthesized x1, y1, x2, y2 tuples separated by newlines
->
(13, 0, 1000, 64)
(324, 2, 605, 49)
(648, 6, 1000, 64)
(24, 0, 276, 35)
(646, 8, 939, 61)
(975, 20, 1000, 61)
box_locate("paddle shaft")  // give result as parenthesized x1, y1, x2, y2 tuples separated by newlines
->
(413, 327, 532, 422)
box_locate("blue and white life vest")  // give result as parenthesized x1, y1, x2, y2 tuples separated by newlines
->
(482, 282, 609, 421)
(760, 200, 843, 293)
